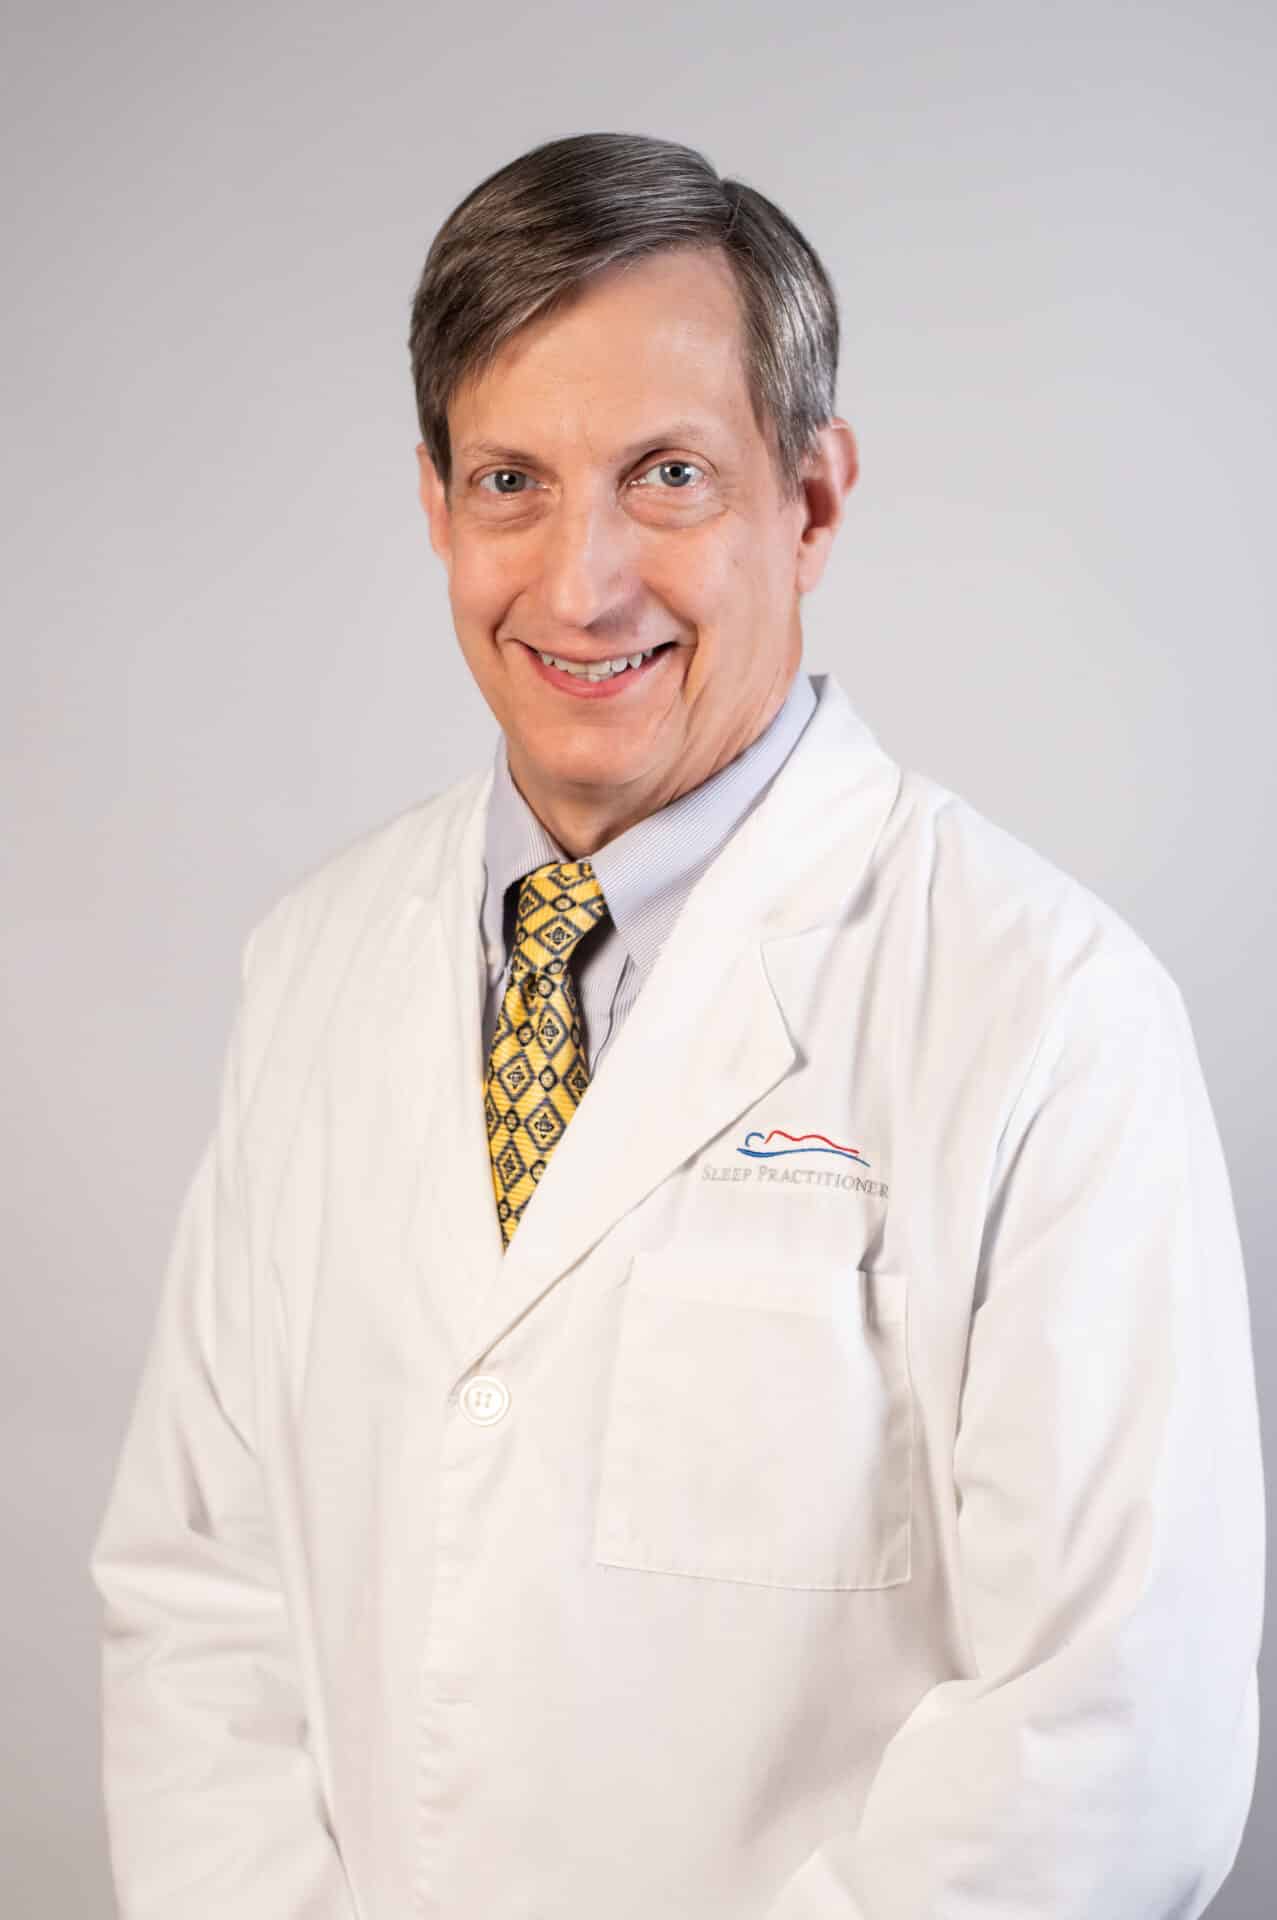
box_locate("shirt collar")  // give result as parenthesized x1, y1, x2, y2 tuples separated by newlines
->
(480, 670, 818, 976)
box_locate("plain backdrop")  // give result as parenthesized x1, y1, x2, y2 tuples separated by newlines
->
(2, 0, 1272, 1911)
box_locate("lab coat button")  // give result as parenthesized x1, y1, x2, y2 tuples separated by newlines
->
(460, 1373, 510, 1425)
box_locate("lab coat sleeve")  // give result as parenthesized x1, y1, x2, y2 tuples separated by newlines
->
(762, 944, 1265, 1920)
(88, 921, 356, 1919)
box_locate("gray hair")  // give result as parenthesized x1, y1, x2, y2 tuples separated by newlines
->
(407, 131, 840, 503)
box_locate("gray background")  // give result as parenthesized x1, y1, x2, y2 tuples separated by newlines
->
(2, 0, 1271, 1910)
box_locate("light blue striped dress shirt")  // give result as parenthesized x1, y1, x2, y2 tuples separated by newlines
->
(480, 670, 819, 1073)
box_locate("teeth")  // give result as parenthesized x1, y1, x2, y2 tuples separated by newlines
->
(537, 646, 660, 680)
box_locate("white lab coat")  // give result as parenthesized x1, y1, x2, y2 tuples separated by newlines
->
(90, 672, 1265, 1919)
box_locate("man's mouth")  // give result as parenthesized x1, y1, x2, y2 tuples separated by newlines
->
(530, 641, 674, 683)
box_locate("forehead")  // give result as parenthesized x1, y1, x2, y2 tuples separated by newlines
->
(450, 248, 760, 458)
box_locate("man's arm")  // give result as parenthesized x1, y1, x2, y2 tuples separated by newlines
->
(764, 944, 1265, 1920)
(89, 925, 357, 1919)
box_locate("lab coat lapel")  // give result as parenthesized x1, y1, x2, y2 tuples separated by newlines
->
(457, 919, 797, 1367)
(457, 673, 902, 1375)
(364, 772, 505, 1371)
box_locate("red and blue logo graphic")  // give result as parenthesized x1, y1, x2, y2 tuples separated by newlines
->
(737, 1128, 871, 1167)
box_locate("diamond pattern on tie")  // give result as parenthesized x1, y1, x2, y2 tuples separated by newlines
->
(484, 859, 608, 1247)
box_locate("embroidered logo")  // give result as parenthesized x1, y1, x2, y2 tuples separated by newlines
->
(737, 1128, 871, 1168)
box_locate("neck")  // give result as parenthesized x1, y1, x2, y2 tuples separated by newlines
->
(511, 773, 678, 859)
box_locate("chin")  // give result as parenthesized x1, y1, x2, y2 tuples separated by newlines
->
(538, 742, 650, 794)
(501, 680, 684, 793)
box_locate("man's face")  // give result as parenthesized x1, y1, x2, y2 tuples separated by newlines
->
(417, 246, 854, 843)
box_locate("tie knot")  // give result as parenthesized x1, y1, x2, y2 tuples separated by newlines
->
(510, 860, 608, 977)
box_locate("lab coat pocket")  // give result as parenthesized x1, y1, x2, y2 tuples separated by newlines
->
(593, 1253, 913, 1590)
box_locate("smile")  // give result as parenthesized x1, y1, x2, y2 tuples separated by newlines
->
(522, 640, 677, 699)
(539, 646, 662, 681)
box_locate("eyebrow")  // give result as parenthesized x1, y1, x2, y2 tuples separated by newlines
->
(456, 420, 720, 469)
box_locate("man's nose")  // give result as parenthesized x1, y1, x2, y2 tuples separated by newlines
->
(537, 492, 634, 632)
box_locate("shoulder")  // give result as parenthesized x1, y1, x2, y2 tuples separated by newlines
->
(236, 764, 491, 1017)
(799, 677, 1178, 1011)
(884, 763, 1187, 1052)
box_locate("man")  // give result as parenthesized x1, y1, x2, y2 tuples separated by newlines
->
(90, 132, 1263, 1919)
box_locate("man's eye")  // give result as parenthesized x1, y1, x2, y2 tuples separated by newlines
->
(633, 459, 704, 490)
(477, 470, 533, 495)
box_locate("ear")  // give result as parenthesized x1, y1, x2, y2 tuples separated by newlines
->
(794, 417, 859, 596)
(416, 443, 453, 568)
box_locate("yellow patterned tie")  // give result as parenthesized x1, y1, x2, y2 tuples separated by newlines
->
(484, 859, 609, 1247)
